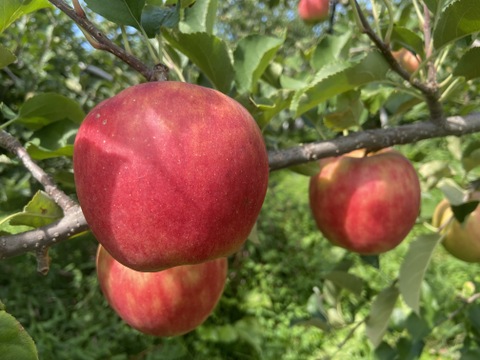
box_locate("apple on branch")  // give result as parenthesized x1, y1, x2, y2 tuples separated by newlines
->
(73, 81, 269, 272)
(298, 0, 330, 23)
(309, 149, 421, 255)
(432, 197, 480, 263)
(96, 245, 228, 337)
(392, 48, 421, 74)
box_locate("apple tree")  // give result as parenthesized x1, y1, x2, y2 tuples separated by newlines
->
(2, 0, 480, 358)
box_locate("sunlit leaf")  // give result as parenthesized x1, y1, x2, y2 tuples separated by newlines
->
(399, 234, 442, 314)
(365, 285, 400, 347)
(179, 0, 218, 34)
(291, 51, 390, 117)
(0, 0, 51, 33)
(162, 30, 234, 93)
(310, 31, 352, 71)
(433, 0, 480, 49)
(234, 35, 284, 94)
(0, 191, 63, 230)
(84, 0, 144, 28)
(437, 178, 465, 205)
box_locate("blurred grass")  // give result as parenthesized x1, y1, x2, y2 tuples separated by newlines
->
(1, 161, 479, 359)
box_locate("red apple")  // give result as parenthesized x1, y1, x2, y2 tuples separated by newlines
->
(74, 81, 269, 272)
(309, 149, 421, 254)
(96, 245, 228, 337)
(432, 197, 480, 262)
(298, 0, 330, 23)
(392, 48, 420, 74)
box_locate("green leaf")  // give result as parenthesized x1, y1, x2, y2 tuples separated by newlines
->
(437, 178, 465, 205)
(405, 312, 431, 340)
(454, 47, 480, 80)
(310, 31, 352, 71)
(423, 0, 439, 14)
(233, 35, 284, 94)
(84, 0, 145, 28)
(0, 0, 51, 33)
(324, 90, 364, 131)
(26, 143, 74, 160)
(462, 139, 480, 172)
(0, 191, 63, 230)
(391, 26, 425, 58)
(141, 4, 180, 37)
(249, 89, 294, 128)
(0, 44, 16, 69)
(291, 51, 390, 117)
(17, 93, 85, 130)
(322, 270, 364, 297)
(399, 234, 442, 314)
(162, 30, 234, 93)
(179, 0, 218, 34)
(433, 0, 480, 49)
(0, 308, 38, 360)
(365, 285, 400, 348)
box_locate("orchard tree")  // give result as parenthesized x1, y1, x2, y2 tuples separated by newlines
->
(1, 0, 480, 358)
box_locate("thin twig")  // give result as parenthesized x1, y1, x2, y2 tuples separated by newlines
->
(353, 0, 444, 123)
(0, 130, 76, 211)
(48, 0, 168, 82)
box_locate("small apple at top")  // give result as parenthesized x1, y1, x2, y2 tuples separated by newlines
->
(392, 48, 421, 74)
(298, 0, 330, 23)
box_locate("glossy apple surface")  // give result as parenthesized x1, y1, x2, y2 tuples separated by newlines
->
(309, 149, 421, 254)
(392, 48, 420, 73)
(96, 245, 228, 337)
(74, 81, 269, 271)
(433, 198, 480, 262)
(298, 0, 329, 22)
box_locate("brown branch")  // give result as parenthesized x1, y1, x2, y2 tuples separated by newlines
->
(268, 113, 480, 171)
(0, 130, 76, 211)
(47, 0, 168, 82)
(353, 1, 444, 123)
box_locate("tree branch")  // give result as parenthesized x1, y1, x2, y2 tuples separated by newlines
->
(268, 113, 480, 171)
(47, 0, 168, 82)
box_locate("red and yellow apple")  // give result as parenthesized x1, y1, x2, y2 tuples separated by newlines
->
(309, 149, 421, 254)
(96, 245, 228, 337)
(298, 0, 329, 23)
(74, 81, 269, 272)
(392, 48, 420, 74)
(432, 197, 480, 262)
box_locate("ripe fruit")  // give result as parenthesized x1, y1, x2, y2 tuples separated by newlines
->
(309, 149, 421, 254)
(96, 245, 228, 337)
(74, 81, 269, 272)
(392, 48, 420, 73)
(298, 0, 329, 23)
(432, 197, 480, 262)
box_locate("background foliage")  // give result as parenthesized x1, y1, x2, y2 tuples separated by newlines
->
(1, 0, 480, 359)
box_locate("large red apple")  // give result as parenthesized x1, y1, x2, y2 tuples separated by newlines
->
(73, 81, 269, 272)
(432, 197, 480, 263)
(298, 0, 330, 23)
(309, 149, 421, 254)
(392, 48, 420, 74)
(96, 245, 227, 337)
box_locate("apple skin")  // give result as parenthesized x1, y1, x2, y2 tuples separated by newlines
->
(432, 198, 480, 263)
(96, 245, 228, 337)
(309, 149, 421, 254)
(73, 81, 269, 272)
(392, 48, 420, 74)
(298, 0, 329, 23)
